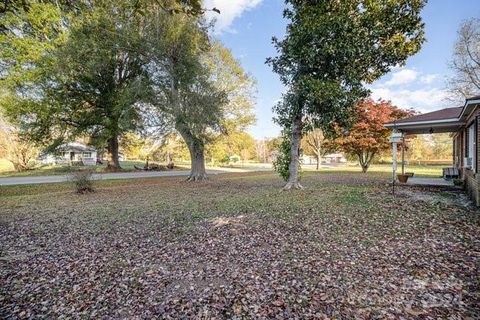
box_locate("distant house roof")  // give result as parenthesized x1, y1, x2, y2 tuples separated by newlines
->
(57, 142, 96, 153)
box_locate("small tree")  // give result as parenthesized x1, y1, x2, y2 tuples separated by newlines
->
(302, 129, 328, 170)
(0, 117, 38, 172)
(255, 139, 267, 163)
(70, 169, 95, 194)
(447, 18, 480, 100)
(272, 129, 294, 181)
(333, 98, 414, 173)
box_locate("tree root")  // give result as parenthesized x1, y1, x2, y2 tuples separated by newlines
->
(282, 181, 304, 190)
(186, 173, 208, 182)
(105, 164, 121, 172)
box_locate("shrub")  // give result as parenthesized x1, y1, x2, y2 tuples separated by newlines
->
(453, 178, 464, 187)
(273, 129, 302, 181)
(70, 169, 95, 194)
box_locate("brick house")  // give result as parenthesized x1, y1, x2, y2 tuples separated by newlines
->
(385, 95, 480, 205)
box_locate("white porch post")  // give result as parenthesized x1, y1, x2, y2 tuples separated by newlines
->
(401, 133, 405, 175)
(390, 130, 402, 184)
(392, 139, 397, 183)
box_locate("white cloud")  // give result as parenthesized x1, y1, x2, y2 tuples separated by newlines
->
(370, 67, 450, 112)
(204, 0, 263, 34)
(370, 86, 450, 112)
(419, 74, 439, 84)
(385, 69, 418, 86)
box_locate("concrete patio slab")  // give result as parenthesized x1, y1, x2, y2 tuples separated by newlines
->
(402, 177, 455, 187)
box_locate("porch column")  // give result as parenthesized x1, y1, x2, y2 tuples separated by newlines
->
(401, 133, 405, 175)
(392, 137, 398, 183)
(390, 130, 402, 184)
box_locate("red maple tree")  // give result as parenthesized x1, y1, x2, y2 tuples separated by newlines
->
(334, 98, 415, 173)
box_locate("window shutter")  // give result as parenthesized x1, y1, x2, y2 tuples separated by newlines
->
(466, 127, 470, 157)
(476, 116, 479, 173)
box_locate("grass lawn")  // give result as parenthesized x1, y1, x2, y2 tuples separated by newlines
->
(313, 163, 447, 178)
(1, 171, 478, 318)
(214, 163, 447, 178)
(0, 159, 190, 178)
(0, 158, 446, 179)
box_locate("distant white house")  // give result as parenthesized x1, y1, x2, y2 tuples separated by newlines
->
(40, 142, 97, 166)
(323, 153, 347, 164)
(301, 153, 347, 165)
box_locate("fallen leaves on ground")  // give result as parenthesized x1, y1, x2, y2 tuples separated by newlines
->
(0, 172, 479, 319)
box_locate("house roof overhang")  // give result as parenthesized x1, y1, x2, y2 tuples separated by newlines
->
(384, 97, 480, 135)
(384, 118, 464, 134)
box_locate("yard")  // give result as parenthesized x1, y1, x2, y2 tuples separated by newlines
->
(0, 158, 448, 179)
(0, 159, 189, 178)
(1, 171, 479, 318)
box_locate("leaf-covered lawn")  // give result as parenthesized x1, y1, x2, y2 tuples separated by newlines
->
(1, 172, 479, 319)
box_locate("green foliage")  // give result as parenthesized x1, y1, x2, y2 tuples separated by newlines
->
(145, 10, 226, 143)
(204, 42, 256, 133)
(267, 0, 426, 182)
(0, 116, 39, 172)
(70, 169, 95, 194)
(145, 12, 255, 177)
(1, 1, 153, 170)
(156, 133, 190, 162)
(0, 1, 66, 88)
(272, 130, 293, 181)
(120, 133, 164, 161)
(269, 0, 426, 129)
(409, 133, 453, 161)
(206, 131, 256, 162)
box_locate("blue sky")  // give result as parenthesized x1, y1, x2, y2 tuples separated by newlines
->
(205, 0, 480, 139)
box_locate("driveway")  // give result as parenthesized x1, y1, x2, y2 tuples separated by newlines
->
(0, 167, 273, 186)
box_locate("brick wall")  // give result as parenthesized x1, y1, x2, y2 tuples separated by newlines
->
(462, 109, 480, 205)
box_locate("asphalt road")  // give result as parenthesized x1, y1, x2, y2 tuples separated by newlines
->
(0, 167, 273, 186)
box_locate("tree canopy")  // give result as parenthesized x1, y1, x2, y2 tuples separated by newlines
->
(145, 13, 256, 180)
(447, 18, 480, 100)
(331, 98, 415, 173)
(2, 0, 152, 170)
(0, 0, 242, 176)
(268, 0, 426, 189)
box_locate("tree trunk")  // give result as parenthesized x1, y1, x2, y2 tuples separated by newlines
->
(187, 141, 207, 181)
(283, 113, 303, 190)
(358, 151, 374, 173)
(361, 163, 369, 173)
(177, 125, 207, 181)
(12, 162, 26, 172)
(106, 135, 121, 171)
(315, 153, 320, 170)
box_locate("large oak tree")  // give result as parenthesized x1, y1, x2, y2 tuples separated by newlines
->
(0, 0, 216, 171)
(1, 1, 152, 171)
(147, 11, 255, 181)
